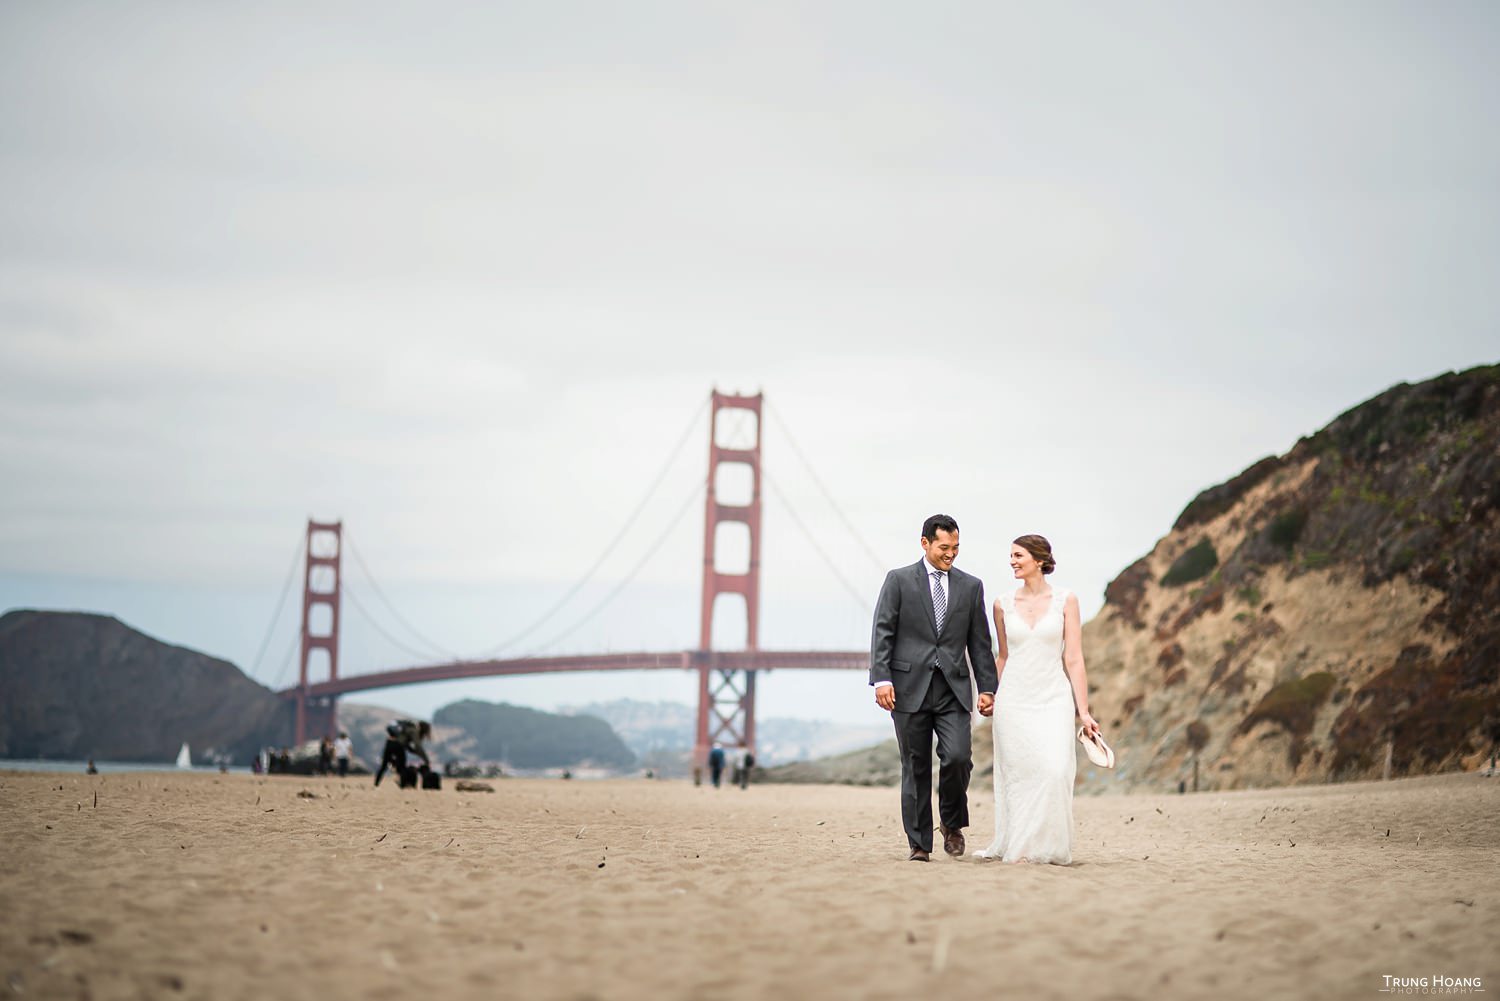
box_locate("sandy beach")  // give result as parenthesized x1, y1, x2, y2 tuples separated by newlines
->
(2, 769, 1495, 1001)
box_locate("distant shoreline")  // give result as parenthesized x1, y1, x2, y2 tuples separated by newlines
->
(0, 758, 251, 775)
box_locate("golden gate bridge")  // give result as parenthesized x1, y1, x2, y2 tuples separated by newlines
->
(270, 391, 874, 769)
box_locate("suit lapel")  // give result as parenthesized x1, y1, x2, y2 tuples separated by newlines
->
(915, 560, 942, 639)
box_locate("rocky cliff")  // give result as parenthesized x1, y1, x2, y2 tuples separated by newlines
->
(1086, 364, 1500, 792)
(0, 610, 292, 762)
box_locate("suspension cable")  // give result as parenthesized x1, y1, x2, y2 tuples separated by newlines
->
(269, 629, 301, 691)
(526, 479, 706, 655)
(250, 535, 305, 683)
(341, 579, 450, 664)
(466, 394, 711, 659)
(343, 529, 459, 661)
(763, 468, 873, 616)
(764, 400, 887, 575)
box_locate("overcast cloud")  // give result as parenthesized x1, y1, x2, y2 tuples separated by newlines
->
(2, 2, 1496, 727)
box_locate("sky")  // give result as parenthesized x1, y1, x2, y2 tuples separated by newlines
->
(2, 2, 1496, 730)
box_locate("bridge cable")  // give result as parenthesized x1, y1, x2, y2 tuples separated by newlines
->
(341, 579, 452, 666)
(763, 468, 874, 616)
(526, 478, 706, 655)
(764, 401, 887, 576)
(466, 395, 711, 660)
(343, 530, 461, 662)
(269, 629, 301, 692)
(249, 535, 305, 685)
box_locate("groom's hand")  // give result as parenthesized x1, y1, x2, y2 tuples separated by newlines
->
(977, 693, 995, 717)
(875, 686, 896, 711)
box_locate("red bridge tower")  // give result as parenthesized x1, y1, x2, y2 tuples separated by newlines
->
(694, 391, 763, 769)
(294, 519, 342, 745)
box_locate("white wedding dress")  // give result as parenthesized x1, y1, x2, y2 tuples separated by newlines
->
(976, 586, 1076, 864)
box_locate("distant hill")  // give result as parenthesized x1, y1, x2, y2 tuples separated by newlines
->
(559, 698, 889, 774)
(0, 610, 291, 762)
(755, 737, 901, 786)
(562, 699, 696, 755)
(0, 610, 639, 773)
(434, 699, 635, 770)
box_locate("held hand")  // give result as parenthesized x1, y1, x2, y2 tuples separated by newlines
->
(875, 686, 896, 712)
(1078, 710, 1100, 737)
(977, 693, 995, 717)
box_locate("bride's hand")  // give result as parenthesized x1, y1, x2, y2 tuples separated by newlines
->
(1078, 711, 1100, 737)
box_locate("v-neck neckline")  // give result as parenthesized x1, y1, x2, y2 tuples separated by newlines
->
(1015, 589, 1055, 631)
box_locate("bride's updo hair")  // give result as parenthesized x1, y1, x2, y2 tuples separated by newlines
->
(1013, 534, 1056, 575)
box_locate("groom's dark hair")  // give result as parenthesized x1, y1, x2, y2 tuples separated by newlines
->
(921, 514, 959, 540)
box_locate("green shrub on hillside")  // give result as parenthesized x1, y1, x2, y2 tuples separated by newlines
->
(1267, 508, 1308, 549)
(1162, 539, 1218, 587)
(1238, 672, 1338, 738)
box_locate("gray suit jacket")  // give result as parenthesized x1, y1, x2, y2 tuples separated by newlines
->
(869, 559, 997, 714)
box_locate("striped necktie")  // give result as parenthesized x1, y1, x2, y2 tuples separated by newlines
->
(931, 571, 946, 632)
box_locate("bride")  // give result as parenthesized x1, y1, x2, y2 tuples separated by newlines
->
(976, 534, 1100, 864)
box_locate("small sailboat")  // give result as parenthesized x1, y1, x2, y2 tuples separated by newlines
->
(175, 742, 191, 769)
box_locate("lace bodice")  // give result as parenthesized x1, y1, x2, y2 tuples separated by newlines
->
(996, 586, 1073, 707)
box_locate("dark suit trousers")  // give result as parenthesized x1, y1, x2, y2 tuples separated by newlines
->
(892, 671, 972, 852)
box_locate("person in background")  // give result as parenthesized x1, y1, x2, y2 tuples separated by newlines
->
(333, 731, 353, 778)
(405, 721, 431, 773)
(738, 747, 754, 790)
(708, 743, 726, 788)
(374, 723, 407, 787)
(85, 759, 98, 775)
(374, 720, 431, 788)
(318, 736, 334, 776)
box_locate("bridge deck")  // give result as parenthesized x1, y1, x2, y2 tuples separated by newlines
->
(280, 649, 869, 699)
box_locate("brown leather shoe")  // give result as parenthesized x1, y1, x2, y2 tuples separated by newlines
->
(940, 825, 965, 857)
(908, 848, 930, 862)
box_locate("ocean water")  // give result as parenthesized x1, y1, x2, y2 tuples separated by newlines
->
(0, 759, 251, 775)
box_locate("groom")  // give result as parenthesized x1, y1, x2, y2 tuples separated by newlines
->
(870, 514, 997, 861)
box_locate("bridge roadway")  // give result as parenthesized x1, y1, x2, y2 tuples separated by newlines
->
(280, 649, 869, 700)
